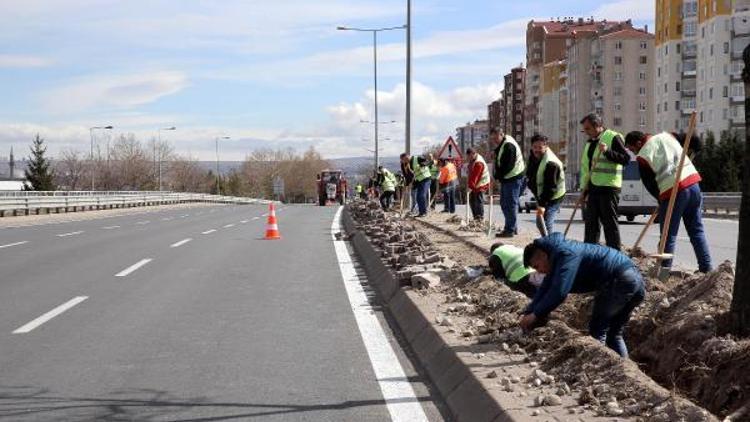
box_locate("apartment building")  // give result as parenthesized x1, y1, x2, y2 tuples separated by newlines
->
(503, 66, 526, 146)
(540, 60, 568, 164)
(487, 97, 506, 134)
(655, 0, 750, 138)
(455, 119, 490, 153)
(525, 19, 625, 152)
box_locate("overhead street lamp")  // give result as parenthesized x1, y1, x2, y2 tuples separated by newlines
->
(337, 24, 406, 171)
(156, 126, 176, 191)
(89, 125, 113, 191)
(215, 136, 230, 195)
(406, 0, 412, 156)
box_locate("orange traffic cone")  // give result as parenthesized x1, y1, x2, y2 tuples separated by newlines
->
(264, 202, 281, 240)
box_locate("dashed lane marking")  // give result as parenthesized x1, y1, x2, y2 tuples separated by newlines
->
(115, 258, 152, 277)
(201, 229, 217, 235)
(0, 241, 28, 249)
(57, 231, 84, 237)
(13, 296, 89, 334)
(170, 238, 192, 248)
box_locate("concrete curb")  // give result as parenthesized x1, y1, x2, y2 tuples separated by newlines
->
(341, 207, 514, 422)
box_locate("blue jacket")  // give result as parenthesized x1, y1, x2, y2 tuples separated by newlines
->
(525, 233, 636, 318)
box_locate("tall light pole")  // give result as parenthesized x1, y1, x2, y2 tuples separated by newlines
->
(156, 126, 176, 191)
(89, 125, 113, 191)
(360, 119, 397, 168)
(406, 0, 412, 156)
(337, 24, 406, 170)
(215, 136, 230, 195)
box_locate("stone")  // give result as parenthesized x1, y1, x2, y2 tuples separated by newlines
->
(477, 334, 493, 344)
(593, 384, 610, 397)
(501, 342, 510, 352)
(511, 376, 521, 384)
(462, 329, 475, 338)
(533, 378, 543, 387)
(529, 361, 539, 368)
(544, 395, 562, 406)
(534, 395, 546, 407)
(503, 384, 514, 393)
(486, 370, 498, 379)
(411, 272, 441, 289)
(440, 317, 454, 327)
(531, 410, 541, 416)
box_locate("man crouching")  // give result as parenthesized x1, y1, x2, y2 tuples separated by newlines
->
(488, 242, 544, 298)
(518, 233, 645, 358)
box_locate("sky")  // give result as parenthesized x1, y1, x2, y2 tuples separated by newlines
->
(0, 0, 654, 161)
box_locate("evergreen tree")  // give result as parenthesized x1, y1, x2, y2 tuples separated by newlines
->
(23, 134, 56, 191)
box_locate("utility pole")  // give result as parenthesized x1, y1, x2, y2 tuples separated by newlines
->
(731, 44, 750, 336)
(405, 0, 412, 155)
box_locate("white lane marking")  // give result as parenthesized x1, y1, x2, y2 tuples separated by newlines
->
(170, 238, 192, 248)
(261, 213, 269, 217)
(223, 224, 235, 228)
(135, 220, 150, 225)
(252, 216, 260, 220)
(240, 220, 248, 224)
(330, 207, 428, 422)
(161, 217, 173, 221)
(202, 229, 217, 235)
(181, 214, 189, 218)
(0, 241, 28, 249)
(115, 258, 152, 277)
(102, 225, 121, 230)
(57, 230, 84, 237)
(13, 296, 88, 334)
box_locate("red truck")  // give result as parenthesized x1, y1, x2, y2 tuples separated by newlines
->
(317, 170, 348, 206)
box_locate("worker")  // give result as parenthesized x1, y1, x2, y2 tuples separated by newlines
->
(491, 128, 526, 238)
(438, 159, 458, 214)
(355, 183, 364, 200)
(400, 152, 431, 217)
(579, 113, 630, 250)
(624, 131, 713, 275)
(466, 147, 490, 221)
(527, 134, 566, 235)
(519, 232, 645, 358)
(377, 166, 397, 211)
(400, 153, 417, 214)
(429, 154, 439, 210)
(489, 243, 544, 298)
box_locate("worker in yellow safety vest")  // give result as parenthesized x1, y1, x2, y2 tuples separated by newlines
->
(491, 128, 526, 238)
(624, 130, 712, 274)
(579, 113, 630, 250)
(377, 166, 397, 211)
(527, 134, 566, 235)
(489, 243, 544, 298)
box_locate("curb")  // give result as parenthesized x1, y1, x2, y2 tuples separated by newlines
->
(342, 207, 514, 422)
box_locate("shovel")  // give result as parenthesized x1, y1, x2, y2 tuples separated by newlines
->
(487, 182, 495, 238)
(535, 207, 548, 237)
(563, 148, 602, 238)
(629, 209, 658, 256)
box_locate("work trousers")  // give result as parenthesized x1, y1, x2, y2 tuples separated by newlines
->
(469, 190, 485, 220)
(380, 190, 395, 210)
(584, 189, 622, 250)
(658, 183, 713, 272)
(500, 177, 524, 234)
(415, 178, 431, 215)
(442, 182, 456, 213)
(588, 266, 645, 358)
(429, 179, 438, 209)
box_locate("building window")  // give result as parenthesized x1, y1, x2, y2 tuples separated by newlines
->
(614, 56, 623, 65)
(639, 56, 647, 64)
(639, 102, 647, 111)
(665, 83, 668, 93)
(723, 108, 729, 120)
(615, 41, 623, 49)
(700, 111, 704, 122)
(724, 86, 729, 97)
(676, 81, 681, 92)
(614, 72, 623, 81)
(657, 67, 661, 77)
(701, 27, 705, 38)
(639, 115, 647, 127)
(615, 103, 622, 111)
(639, 86, 647, 96)
(677, 43, 681, 54)
(709, 87, 713, 99)
(665, 45, 669, 56)
(657, 103, 661, 113)
(724, 42, 729, 54)
(664, 102, 668, 112)
(613, 117, 622, 126)
(639, 72, 646, 80)
(640, 41, 647, 49)
(675, 100, 680, 110)
(710, 44, 714, 56)
(614, 86, 623, 96)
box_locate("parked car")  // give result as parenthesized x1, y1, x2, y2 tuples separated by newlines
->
(618, 159, 657, 221)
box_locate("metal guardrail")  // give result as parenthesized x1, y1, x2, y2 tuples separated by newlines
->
(562, 192, 741, 214)
(0, 191, 270, 217)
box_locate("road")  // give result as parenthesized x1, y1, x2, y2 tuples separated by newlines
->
(455, 204, 738, 270)
(0, 204, 446, 421)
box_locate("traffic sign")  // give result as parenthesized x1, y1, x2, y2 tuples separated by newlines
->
(437, 136, 462, 162)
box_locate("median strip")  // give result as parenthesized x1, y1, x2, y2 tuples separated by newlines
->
(170, 238, 192, 248)
(0, 241, 28, 249)
(13, 296, 88, 334)
(115, 258, 153, 277)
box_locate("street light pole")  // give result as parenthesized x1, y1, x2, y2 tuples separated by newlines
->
(406, 0, 412, 156)
(337, 24, 406, 170)
(89, 125, 113, 191)
(215, 136, 230, 195)
(157, 126, 176, 191)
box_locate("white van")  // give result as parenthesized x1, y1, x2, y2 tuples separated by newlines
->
(619, 159, 657, 221)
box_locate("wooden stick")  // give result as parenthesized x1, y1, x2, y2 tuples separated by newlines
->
(655, 111, 698, 261)
(631, 209, 658, 253)
(487, 182, 494, 237)
(564, 140, 606, 238)
(563, 195, 583, 237)
(465, 190, 471, 222)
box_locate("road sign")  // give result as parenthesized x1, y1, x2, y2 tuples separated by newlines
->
(437, 137, 462, 162)
(272, 176, 284, 196)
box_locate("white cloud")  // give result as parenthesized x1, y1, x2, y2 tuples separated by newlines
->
(0, 54, 53, 68)
(591, 0, 655, 22)
(43, 71, 189, 113)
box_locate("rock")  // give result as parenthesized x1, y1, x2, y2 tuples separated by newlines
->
(411, 272, 441, 289)
(534, 395, 546, 407)
(578, 388, 598, 405)
(503, 384, 514, 393)
(511, 376, 521, 384)
(624, 404, 641, 415)
(660, 297, 671, 308)
(593, 383, 610, 397)
(487, 370, 498, 379)
(531, 410, 541, 416)
(501, 342, 510, 352)
(474, 353, 486, 359)
(461, 329, 475, 338)
(533, 378, 543, 387)
(544, 395, 562, 406)
(555, 383, 571, 396)
(477, 334, 493, 344)
(529, 361, 539, 368)
(440, 317, 454, 327)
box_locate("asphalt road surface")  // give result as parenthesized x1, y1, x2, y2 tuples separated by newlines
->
(0, 204, 447, 421)
(455, 203, 738, 270)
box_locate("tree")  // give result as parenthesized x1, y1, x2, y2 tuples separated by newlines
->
(731, 46, 750, 336)
(54, 149, 87, 190)
(24, 134, 56, 191)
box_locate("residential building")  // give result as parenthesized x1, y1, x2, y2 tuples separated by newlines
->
(487, 97, 506, 134)
(540, 60, 568, 164)
(525, 19, 626, 153)
(503, 65, 526, 145)
(655, 0, 749, 138)
(455, 119, 489, 153)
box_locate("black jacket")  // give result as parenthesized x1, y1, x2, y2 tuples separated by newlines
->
(494, 137, 524, 182)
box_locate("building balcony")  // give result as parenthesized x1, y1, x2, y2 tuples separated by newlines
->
(682, 70, 697, 77)
(732, 50, 746, 59)
(681, 107, 696, 114)
(730, 118, 746, 127)
(731, 96, 746, 104)
(682, 90, 696, 97)
(731, 72, 744, 82)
